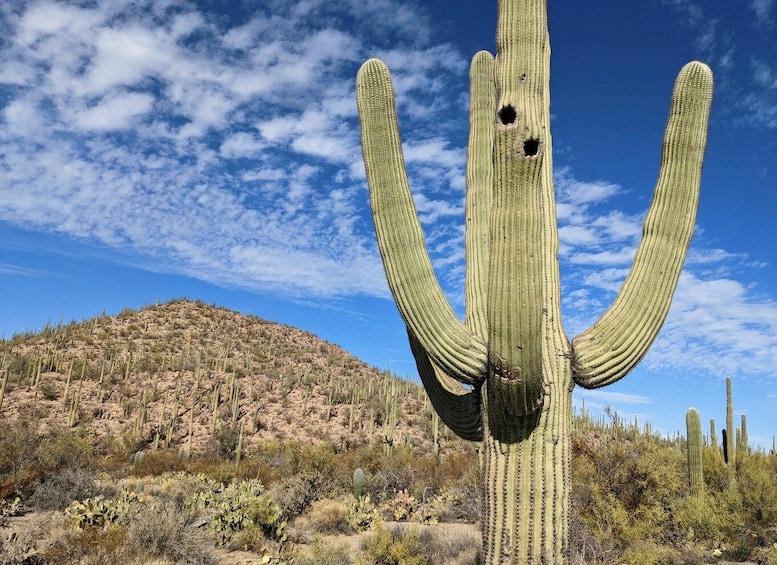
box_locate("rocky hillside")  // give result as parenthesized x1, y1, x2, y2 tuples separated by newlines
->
(0, 299, 456, 456)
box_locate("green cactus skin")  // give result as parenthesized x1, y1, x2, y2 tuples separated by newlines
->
(726, 376, 735, 468)
(740, 413, 748, 453)
(355, 0, 712, 561)
(686, 408, 704, 495)
(353, 467, 365, 500)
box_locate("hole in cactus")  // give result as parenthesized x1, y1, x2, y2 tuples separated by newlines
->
(524, 138, 540, 157)
(498, 105, 516, 125)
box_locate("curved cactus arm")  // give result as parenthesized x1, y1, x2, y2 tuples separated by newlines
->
(408, 329, 483, 442)
(572, 62, 713, 389)
(356, 59, 488, 385)
(464, 50, 495, 339)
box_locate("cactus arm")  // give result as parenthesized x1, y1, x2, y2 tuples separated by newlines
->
(408, 330, 483, 442)
(464, 50, 495, 339)
(356, 59, 488, 385)
(571, 61, 713, 389)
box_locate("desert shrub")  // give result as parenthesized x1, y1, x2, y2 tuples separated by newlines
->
(124, 503, 217, 564)
(417, 524, 480, 564)
(751, 544, 777, 565)
(41, 523, 131, 565)
(572, 431, 685, 553)
(131, 448, 184, 476)
(361, 523, 427, 565)
(619, 539, 684, 565)
(208, 423, 242, 459)
(736, 453, 777, 533)
(568, 515, 614, 565)
(702, 446, 731, 492)
(297, 536, 353, 565)
(301, 498, 350, 533)
(671, 491, 742, 546)
(28, 467, 113, 511)
(269, 469, 334, 519)
(0, 421, 96, 499)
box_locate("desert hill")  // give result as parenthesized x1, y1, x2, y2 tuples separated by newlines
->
(0, 299, 453, 458)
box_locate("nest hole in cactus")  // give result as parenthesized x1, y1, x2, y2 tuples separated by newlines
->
(498, 104, 517, 125)
(524, 138, 540, 156)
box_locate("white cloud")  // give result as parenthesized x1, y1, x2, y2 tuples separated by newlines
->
(575, 389, 653, 405)
(220, 133, 267, 159)
(70, 91, 155, 131)
(646, 272, 777, 376)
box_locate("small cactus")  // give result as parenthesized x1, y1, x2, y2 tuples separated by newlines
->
(726, 376, 735, 467)
(686, 408, 703, 495)
(353, 467, 365, 500)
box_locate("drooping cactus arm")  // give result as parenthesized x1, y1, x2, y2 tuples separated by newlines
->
(356, 59, 488, 385)
(572, 62, 713, 389)
(464, 50, 495, 339)
(398, 51, 492, 443)
(408, 330, 483, 442)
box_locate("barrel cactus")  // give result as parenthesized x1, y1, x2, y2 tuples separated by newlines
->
(355, 0, 713, 562)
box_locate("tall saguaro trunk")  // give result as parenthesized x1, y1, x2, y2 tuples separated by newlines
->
(355, 0, 713, 562)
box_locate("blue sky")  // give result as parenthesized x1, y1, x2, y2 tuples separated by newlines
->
(1, 0, 775, 449)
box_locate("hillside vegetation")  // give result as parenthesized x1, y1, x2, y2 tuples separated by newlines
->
(1, 299, 775, 564)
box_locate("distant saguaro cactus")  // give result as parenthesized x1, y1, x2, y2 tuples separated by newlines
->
(686, 408, 704, 495)
(355, 0, 713, 562)
(710, 418, 718, 451)
(726, 376, 735, 468)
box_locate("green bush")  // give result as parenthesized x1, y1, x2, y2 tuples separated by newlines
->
(297, 536, 353, 565)
(302, 498, 350, 533)
(362, 524, 427, 565)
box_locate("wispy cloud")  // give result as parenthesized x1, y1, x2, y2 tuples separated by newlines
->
(0, 263, 53, 277)
(556, 164, 777, 379)
(576, 389, 653, 405)
(0, 0, 468, 298)
(750, 0, 774, 27)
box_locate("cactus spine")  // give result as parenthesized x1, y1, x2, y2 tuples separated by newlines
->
(686, 408, 704, 495)
(355, 0, 712, 561)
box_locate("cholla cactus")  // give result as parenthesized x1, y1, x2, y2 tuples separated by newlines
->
(355, 0, 712, 561)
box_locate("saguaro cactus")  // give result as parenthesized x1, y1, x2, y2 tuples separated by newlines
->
(686, 408, 704, 495)
(355, 0, 712, 562)
(726, 375, 735, 467)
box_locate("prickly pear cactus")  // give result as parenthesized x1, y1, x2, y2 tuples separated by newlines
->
(356, 0, 713, 561)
